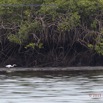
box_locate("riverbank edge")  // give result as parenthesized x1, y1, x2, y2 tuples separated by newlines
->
(0, 67, 103, 72)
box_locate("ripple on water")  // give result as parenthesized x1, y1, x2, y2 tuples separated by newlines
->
(0, 71, 103, 103)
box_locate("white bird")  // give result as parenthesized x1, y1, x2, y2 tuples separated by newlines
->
(5, 64, 17, 68)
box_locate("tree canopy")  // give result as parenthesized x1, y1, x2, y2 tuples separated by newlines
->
(0, 0, 103, 66)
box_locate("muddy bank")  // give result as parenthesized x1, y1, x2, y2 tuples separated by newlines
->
(0, 67, 103, 73)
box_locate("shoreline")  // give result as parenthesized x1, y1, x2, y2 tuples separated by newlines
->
(0, 67, 103, 72)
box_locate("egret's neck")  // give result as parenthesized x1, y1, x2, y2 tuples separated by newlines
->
(13, 64, 16, 66)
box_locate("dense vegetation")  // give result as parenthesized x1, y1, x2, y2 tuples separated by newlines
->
(0, 0, 103, 67)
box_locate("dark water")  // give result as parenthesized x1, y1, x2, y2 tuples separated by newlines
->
(0, 70, 103, 103)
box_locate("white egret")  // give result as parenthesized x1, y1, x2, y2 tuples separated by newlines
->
(5, 64, 17, 68)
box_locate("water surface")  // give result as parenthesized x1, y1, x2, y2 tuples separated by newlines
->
(0, 69, 103, 103)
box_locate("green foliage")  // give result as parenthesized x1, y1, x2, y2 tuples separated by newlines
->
(8, 34, 22, 44)
(1, 0, 103, 53)
(91, 20, 98, 29)
(58, 12, 80, 31)
(88, 38, 103, 55)
(38, 42, 43, 49)
(25, 42, 36, 49)
(88, 44, 94, 49)
(8, 21, 42, 45)
(94, 39, 103, 55)
(25, 42, 43, 49)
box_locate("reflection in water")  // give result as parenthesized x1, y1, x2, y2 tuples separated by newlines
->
(0, 70, 103, 103)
